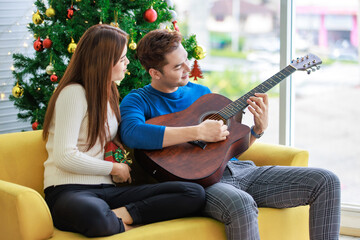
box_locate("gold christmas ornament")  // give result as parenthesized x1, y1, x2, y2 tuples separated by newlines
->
(194, 45, 206, 60)
(110, 22, 119, 28)
(32, 10, 44, 25)
(12, 82, 24, 98)
(46, 63, 54, 75)
(110, 10, 119, 28)
(45, 6, 56, 18)
(129, 40, 137, 50)
(76, 0, 82, 2)
(67, 38, 77, 53)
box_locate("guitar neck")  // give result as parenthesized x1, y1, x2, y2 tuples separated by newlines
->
(218, 64, 297, 120)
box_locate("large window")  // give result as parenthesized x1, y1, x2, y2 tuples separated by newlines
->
(294, 0, 360, 234)
(294, 0, 360, 206)
(174, 0, 360, 235)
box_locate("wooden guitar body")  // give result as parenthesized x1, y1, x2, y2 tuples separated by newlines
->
(135, 93, 250, 187)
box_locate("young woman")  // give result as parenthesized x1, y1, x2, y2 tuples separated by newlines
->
(42, 24, 205, 238)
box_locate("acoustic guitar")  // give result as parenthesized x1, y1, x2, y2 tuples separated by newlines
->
(135, 53, 322, 187)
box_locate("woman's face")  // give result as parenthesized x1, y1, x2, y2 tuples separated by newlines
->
(111, 46, 129, 83)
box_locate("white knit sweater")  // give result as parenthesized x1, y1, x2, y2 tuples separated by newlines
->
(43, 84, 118, 189)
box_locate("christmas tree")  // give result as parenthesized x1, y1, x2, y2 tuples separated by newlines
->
(10, 0, 200, 130)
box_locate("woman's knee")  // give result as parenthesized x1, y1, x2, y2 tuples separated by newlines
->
(79, 207, 124, 237)
(179, 182, 206, 210)
(53, 193, 124, 237)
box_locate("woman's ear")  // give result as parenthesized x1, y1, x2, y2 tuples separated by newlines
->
(149, 68, 162, 80)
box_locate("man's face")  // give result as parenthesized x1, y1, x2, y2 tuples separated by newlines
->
(157, 43, 191, 91)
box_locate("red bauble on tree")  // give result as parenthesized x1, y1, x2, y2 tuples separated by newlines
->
(33, 37, 44, 52)
(143, 7, 157, 23)
(189, 60, 204, 81)
(43, 37, 52, 49)
(32, 121, 39, 130)
(50, 74, 58, 82)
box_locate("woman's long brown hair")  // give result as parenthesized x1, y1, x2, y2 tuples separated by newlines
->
(42, 24, 128, 150)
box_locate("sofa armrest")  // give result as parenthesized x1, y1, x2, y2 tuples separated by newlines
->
(237, 142, 309, 167)
(0, 180, 54, 240)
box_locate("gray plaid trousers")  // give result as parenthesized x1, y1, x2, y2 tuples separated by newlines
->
(202, 160, 341, 240)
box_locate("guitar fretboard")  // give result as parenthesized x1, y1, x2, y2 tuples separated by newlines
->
(217, 65, 296, 120)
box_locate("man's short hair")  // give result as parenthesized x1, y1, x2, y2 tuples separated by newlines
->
(136, 29, 182, 72)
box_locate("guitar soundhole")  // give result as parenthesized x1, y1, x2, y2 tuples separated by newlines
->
(200, 112, 230, 127)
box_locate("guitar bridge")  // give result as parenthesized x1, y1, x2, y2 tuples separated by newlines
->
(188, 140, 207, 149)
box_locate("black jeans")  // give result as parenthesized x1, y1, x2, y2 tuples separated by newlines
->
(45, 181, 205, 237)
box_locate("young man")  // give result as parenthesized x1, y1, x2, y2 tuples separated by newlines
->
(120, 29, 341, 240)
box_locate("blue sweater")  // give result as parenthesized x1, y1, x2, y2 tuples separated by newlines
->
(120, 82, 211, 150)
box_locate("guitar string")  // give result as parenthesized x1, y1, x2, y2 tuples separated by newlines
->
(204, 65, 296, 122)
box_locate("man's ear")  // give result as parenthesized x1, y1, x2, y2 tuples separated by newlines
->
(149, 68, 162, 80)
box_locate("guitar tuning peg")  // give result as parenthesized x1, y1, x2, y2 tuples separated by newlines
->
(311, 67, 316, 72)
(316, 65, 321, 70)
(307, 69, 311, 74)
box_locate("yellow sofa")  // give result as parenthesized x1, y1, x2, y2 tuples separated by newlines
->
(0, 130, 310, 240)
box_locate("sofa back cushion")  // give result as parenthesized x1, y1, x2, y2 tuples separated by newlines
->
(0, 130, 47, 197)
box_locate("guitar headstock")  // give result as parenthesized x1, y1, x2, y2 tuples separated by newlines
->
(290, 53, 322, 74)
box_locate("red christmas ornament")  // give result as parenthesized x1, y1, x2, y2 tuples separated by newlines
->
(33, 37, 44, 52)
(50, 74, 58, 82)
(189, 60, 204, 81)
(172, 20, 179, 32)
(32, 121, 39, 130)
(67, 5, 76, 19)
(43, 37, 52, 48)
(143, 8, 157, 23)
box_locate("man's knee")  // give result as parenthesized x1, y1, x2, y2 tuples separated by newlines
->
(204, 183, 258, 223)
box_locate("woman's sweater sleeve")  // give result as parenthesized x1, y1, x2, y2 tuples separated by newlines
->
(52, 85, 113, 175)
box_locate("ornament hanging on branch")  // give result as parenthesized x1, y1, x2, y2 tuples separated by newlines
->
(129, 40, 137, 50)
(33, 37, 44, 52)
(110, 10, 119, 28)
(67, 38, 77, 53)
(189, 45, 206, 81)
(32, 121, 39, 130)
(43, 36, 52, 49)
(32, 10, 44, 25)
(144, 7, 157, 23)
(189, 60, 203, 81)
(67, 5, 76, 19)
(169, 10, 179, 31)
(12, 82, 24, 98)
(45, 6, 56, 18)
(194, 45, 206, 60)
(50, 73, 58, 82)
(46, 63, 54, 75)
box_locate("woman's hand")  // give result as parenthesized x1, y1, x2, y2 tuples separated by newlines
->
(112, 134, 126, 152)
(111, 162, 132, 183)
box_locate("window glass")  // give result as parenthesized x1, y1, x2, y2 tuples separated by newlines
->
(294, 0, 360, 204)
(174, 0, 281, 144)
